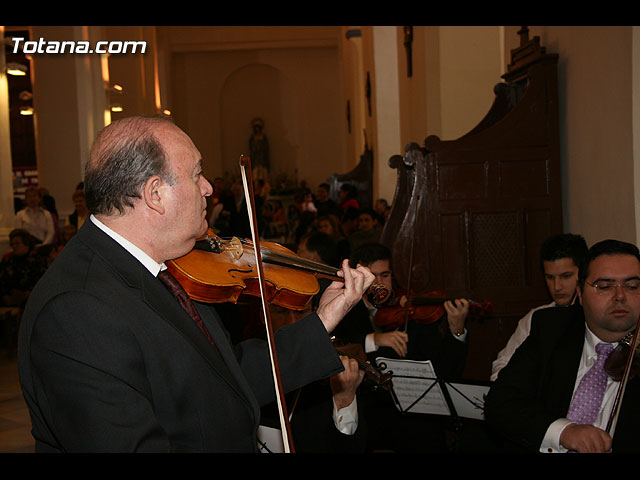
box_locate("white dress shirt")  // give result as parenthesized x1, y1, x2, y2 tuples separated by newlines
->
(15, 206, 56, 245)
(90, 215, 164, 276)
(490, 301, 557, 381)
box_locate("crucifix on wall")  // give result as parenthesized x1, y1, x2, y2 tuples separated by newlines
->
(404, 26, 413, 77)
(366, 72, 372, 117)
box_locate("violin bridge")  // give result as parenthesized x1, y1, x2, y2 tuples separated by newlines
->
(221, 237, 244, 260)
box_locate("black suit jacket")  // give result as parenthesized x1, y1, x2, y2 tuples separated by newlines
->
(485, 305, 640, 452)
(18, 219, 343, 452)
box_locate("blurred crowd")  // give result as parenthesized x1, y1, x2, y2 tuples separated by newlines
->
(206, 177, 391, 266)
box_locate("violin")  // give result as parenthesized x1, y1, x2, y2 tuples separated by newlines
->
(373, 288, 493, 330)
(167, 229, 389, 311)
(169, 156, 387, 453)
(332, 339, 393, 391)
(605, 320, 640, 438)
(605, 330, 640, 382)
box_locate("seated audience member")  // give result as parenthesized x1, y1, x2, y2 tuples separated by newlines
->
(297, 231, 341, 311)
(263, 200, 287, 238)
(300, 189, 317, 215)
(15, 186, 56, 245)
(373, 198, 389, 225)
(348, 208, 382, 252)
(59, 224, 77, 251)
(36, 244, 59, 267)
(315, 183, 340, 218)
(485, 239, 640, 453)
(39, 188, 61, 245)
(341, 207, 360, 239)
(207, 177, 226, 228)
(67, 189, 90, 230)
(338, 183, 359, 211)
(293, 211, 316, 247)
(316, 214, 350, 261)
(0, 229, 47, 307)
(298, 231, 340, 268)
(216, 181, 251, 238)
(491, 233, 588, 381)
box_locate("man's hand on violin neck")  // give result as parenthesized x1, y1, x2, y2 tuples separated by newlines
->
(317, 260, 375, 333)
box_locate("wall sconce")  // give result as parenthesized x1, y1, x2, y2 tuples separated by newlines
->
(106, 83, 123, 94)
(110, 103, 123, 113)
(18, 91, 34, 115)
(6, 62, 28, 76)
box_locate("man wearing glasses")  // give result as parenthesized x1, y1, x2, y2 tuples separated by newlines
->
(485, 239, 640, 453)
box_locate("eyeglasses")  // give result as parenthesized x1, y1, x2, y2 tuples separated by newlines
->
(584, 280, 640, 295)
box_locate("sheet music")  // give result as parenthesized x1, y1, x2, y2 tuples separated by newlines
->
(257, 425, 284, 453)
(375, 357, 450, 415)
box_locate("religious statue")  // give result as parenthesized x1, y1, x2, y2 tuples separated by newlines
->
(249, 117, 270, 181)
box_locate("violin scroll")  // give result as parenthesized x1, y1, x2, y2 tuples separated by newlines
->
(605, 330, 640, 381)
(332, 338, 393, 391)
(366, 283, 390, 308)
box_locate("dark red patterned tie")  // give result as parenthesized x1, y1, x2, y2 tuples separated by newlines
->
(157, 269, 220, 354)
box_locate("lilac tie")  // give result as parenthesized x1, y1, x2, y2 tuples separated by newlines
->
(566, 342, 614, 425)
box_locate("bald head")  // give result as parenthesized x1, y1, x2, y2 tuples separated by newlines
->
(85, 115, 178, 216)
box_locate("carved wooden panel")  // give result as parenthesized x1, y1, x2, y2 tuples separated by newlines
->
(380, 29, 562, 381)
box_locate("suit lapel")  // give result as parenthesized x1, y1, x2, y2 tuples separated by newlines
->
(546, 307, 586, 416)
(77, 220, 257, 414)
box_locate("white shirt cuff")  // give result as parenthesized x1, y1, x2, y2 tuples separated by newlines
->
(365, 333, 378, 353)
(332, 397, 359, 435)
(540, 418, 573, 453)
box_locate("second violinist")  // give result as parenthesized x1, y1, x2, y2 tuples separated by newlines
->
(335, 242, 470, 453)
(340, 243, 469, 367)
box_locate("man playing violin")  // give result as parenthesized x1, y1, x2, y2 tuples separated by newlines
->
(485, 239, 640, 453)
(17, 115, 374, 453)
(491, 233, 588, 381)
(336, 243, 470, 452)
(344, 243, 470, 367)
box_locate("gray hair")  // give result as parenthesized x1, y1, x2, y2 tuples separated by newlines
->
(84, 115, 177, 216)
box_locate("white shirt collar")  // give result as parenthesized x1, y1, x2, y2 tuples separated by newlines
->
(582, 323, 615, 365)
(90, 214, 165, 277)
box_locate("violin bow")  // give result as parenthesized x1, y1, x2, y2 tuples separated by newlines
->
(401, 193, 420, 333)
(239, 155, 296, 453)
(605, 313, 640, 438)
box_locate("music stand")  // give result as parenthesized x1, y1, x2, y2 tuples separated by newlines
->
(375, 357, 490, 420)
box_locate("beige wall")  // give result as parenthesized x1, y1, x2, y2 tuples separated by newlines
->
(511, 26, 636, 245)
(170, 46, 347, 188)
(161, 26, 348, 190)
